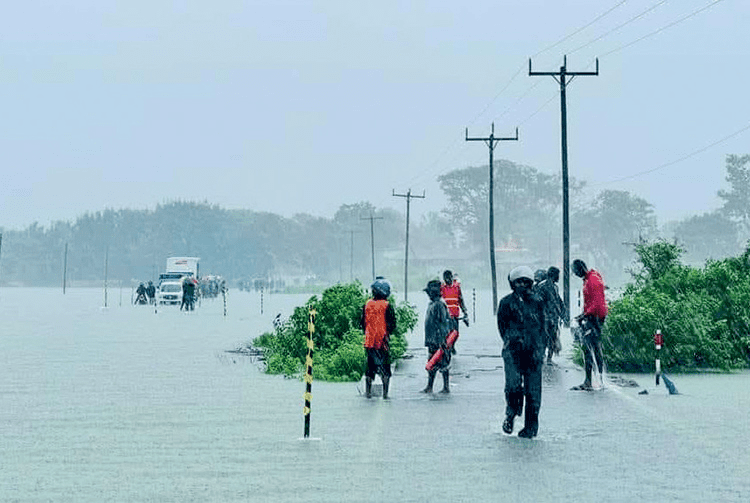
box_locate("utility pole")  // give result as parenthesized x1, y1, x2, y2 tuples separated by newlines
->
(530, 55, 598, 326)
(393, 189, 425, 303)
(63, 242, 68, 294)
(346, 229, 361, 282)
(361, 214, 383, 282)
(466, 123, 518, 314)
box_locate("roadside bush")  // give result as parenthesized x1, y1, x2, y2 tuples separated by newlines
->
(602, 241, 750, 372)
(252, 281, 418, 381)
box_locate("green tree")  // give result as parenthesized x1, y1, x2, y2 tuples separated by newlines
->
(718, 154, 750, 230)
(573, 190, 657, 284)
(672, 211, 739, 264)
(438, 159, 568, 254)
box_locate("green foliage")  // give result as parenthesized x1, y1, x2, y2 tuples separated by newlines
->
(628, 238, 685, 284)
(603, 241, 750, 372)
(252, 281, 419, 381)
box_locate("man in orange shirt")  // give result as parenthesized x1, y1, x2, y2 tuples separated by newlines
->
(360, 277, 397, 399)
(440, 270, 469, 335)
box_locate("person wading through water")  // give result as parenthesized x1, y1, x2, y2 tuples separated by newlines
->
(571, 259, 608, 390)
(497, 266, 546, 438)
(360, 277, 397, 399)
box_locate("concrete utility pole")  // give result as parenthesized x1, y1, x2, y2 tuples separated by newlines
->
(393, 189, 425, 303)
(346, 229, 361, 282)
(63, 242, 68, 294)
(361, 214, 383, 282)
(465, 123, 519, 314)
(529, 55, 598, 326)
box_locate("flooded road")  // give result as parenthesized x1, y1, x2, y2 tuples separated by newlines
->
(1, 287, 749, 502)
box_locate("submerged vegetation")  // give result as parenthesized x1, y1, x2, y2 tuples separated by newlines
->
(252, 282, 418, 381)
(603, 240, 750, 372)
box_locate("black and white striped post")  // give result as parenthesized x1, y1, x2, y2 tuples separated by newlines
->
(472, 288, 476, 324)
(654, 329, 663, 385)
(303, 308, 316, 438)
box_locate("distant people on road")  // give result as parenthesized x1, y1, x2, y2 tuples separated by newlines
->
(360, 277, 396, 399)
(537, 266, 566, 364)
(181, 277, 197, 311)
(146, 281, 156, 304)
(497, 266, 546, 439)
(440, 270, 469, 350)
(422, 279, 452, 394)
(571, 259, 608, 391)
(135, 283, 148, 305)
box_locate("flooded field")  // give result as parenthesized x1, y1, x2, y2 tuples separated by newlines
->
(1, 287, 749, 502)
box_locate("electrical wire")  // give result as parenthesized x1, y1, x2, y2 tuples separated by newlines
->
(568, 0, 669, 55)
(600, 0, 726, 57)
(593, 121, 750, 186)
(533, 0, 631, 58)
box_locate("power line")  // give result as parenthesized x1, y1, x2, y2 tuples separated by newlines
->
(600, 0, 726, 58)
(568, 0, 669, 55)
(391, 2, 636, 195)
(593, 122, 750, 186)
(533, 0, 631, 58)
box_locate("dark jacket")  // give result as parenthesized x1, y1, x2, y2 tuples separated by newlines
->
(496, 291, 546, 359)
(537, 279, 565, 324)
(424, 298, 451, 348)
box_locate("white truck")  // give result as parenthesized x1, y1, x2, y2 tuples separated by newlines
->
(157, 257, 201, 305)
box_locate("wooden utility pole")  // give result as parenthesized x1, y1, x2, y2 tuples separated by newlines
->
(465, 123, 518, 314)
(361, 214, 383, 282)
(393, 189, 425, 303)
(529, 55, 598, 326)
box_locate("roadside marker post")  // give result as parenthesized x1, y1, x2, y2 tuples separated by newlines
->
(303, 309, 316, 438)
(654, 329, 663, 385)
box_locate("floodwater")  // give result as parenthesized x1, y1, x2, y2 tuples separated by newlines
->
(1, 287, 749, 502)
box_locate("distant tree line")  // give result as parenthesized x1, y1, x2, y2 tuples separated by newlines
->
(0, 155, 746, 289)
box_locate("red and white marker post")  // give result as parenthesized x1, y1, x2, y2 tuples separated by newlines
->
(654, 329, 664, 385)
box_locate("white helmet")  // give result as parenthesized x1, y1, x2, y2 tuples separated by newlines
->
(508, 266, 534, 283)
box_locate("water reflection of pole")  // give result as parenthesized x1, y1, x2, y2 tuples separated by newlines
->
(62, 242, 68, 294)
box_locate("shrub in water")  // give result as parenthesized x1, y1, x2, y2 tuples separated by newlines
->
(601, 241, 750, 372)
(252, 281, 418, 381)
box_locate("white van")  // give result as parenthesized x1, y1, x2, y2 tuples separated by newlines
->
(157, 280, 183, 305)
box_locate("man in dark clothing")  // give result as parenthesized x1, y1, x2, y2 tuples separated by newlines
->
(360, 277, 397, 399)
(146, 281, 156, 304)
(497, 266, 546, 438)
(422, 279, 452, 394)
(572, 259, 608, 390)
(181, 277, 197, 311)
(135, 283, 148, 304)
(537, 266, 566, 364)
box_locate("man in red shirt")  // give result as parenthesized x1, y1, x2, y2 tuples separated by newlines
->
(571, 259, 608, 390)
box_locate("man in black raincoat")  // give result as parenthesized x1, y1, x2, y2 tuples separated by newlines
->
(537, 266, 566, 364)
(497, 265, 546, 438)
(422, 279, 452, 394)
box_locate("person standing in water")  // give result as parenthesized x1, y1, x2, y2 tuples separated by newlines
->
(497, 266, 546, 438)
(360, 277, 397, 399)
(422, 279, 452, 394)
(571, 259, 608, 390)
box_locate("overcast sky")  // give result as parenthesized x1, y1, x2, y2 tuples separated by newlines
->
(1, 0, 746, 230)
